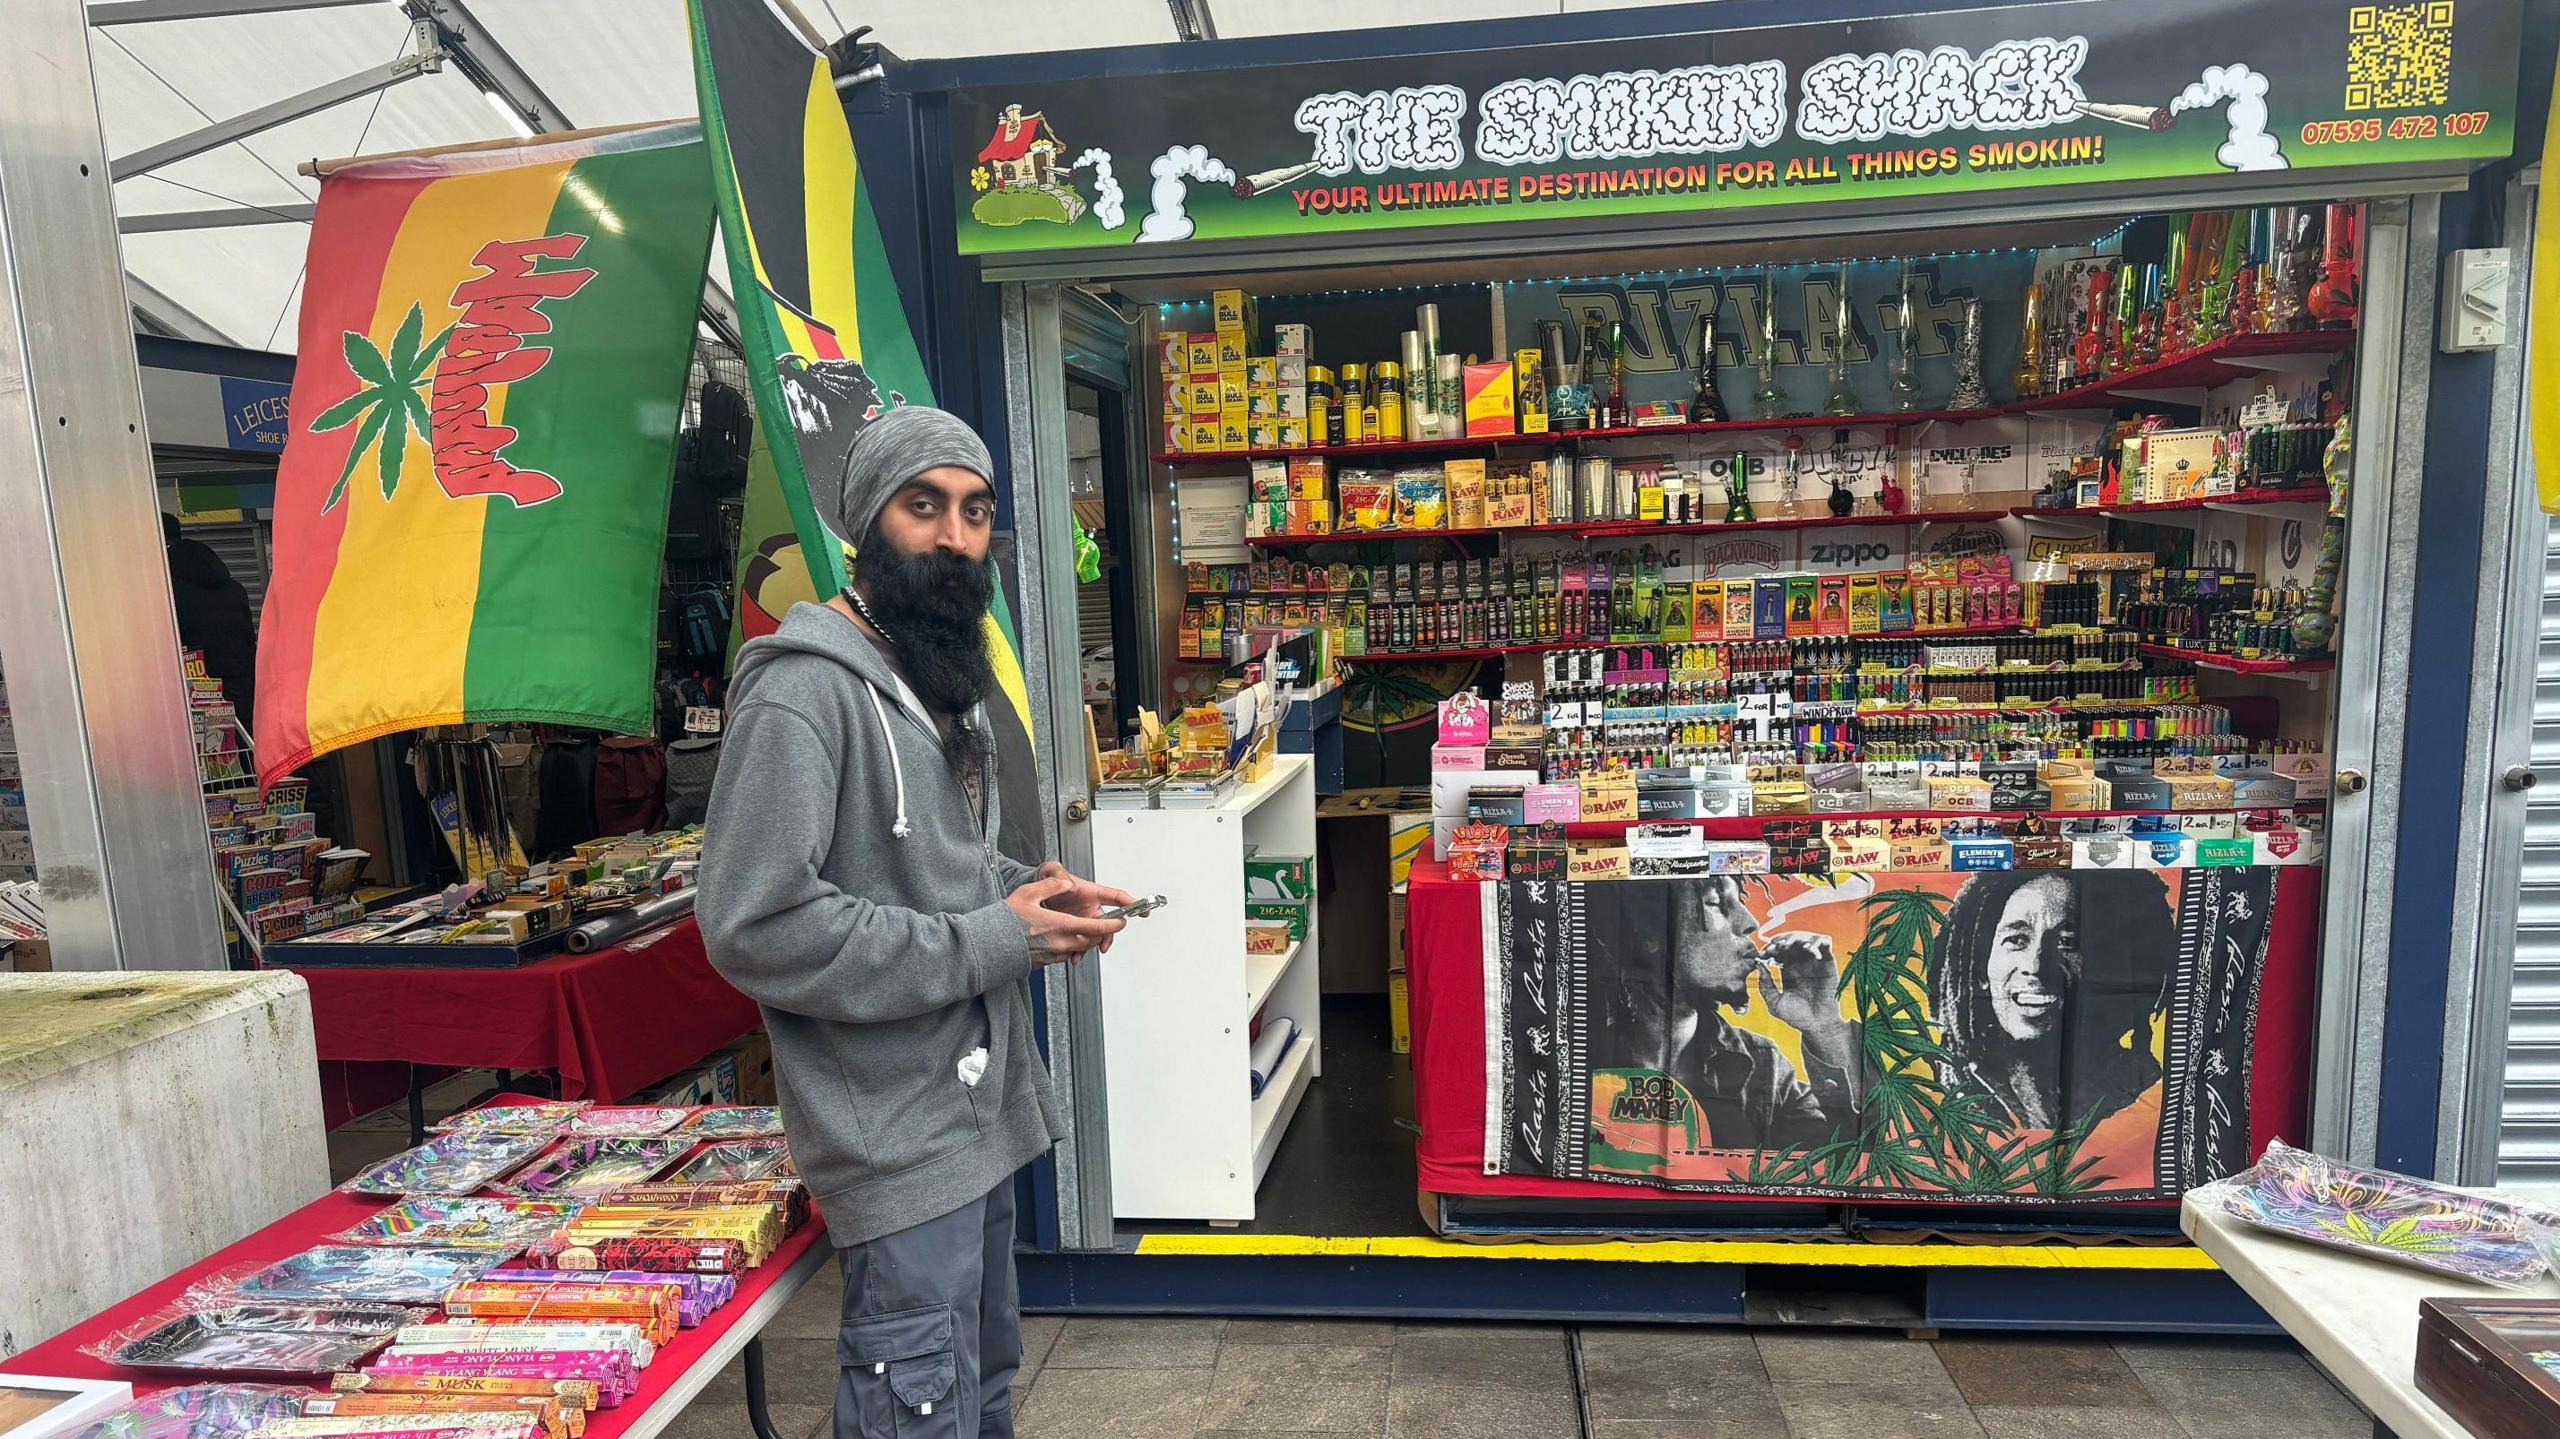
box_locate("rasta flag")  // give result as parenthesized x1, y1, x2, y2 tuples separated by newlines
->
(687, 0, 1044, 863)
(255, 124, 715, 792)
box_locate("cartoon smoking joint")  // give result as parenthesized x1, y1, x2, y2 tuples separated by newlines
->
(972, 103, 1099, 226)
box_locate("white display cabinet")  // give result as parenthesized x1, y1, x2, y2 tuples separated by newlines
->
(1089, 752, 1321, 1221)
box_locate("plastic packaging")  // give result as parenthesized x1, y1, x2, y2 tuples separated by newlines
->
(565, 1106, 693, 1138)
(211, 1247, 512, 1307)
(502, 1138, 688, 1198)
(2187, 1139, 2560, 1287)
(83, 1302, 426, 1376)
(331, 1198, 581, 1251)
(496, 1271, 735, 1327)
(1390, 468, 1446, 531)
(429, 1104, 584, 1138)
(664, 1140, 790, 1184)
(671, 1106, 783, 1140)
(342, 1133, 555, 1199)
(68, 1383, 307, 1439)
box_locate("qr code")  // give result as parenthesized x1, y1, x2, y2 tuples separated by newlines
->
(2346, 2, 2454, 110)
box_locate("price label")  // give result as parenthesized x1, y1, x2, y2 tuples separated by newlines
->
(683, 706, 723, 735)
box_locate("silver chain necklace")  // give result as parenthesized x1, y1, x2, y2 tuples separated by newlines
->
(843, 585, 895, 646)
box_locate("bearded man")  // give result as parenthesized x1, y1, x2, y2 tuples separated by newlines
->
(700, 406, 1132, 1439)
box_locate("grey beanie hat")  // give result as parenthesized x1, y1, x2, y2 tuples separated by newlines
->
(829, 405, 996, 544)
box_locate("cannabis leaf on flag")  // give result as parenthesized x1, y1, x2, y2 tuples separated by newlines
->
(311, 302, 450, 512)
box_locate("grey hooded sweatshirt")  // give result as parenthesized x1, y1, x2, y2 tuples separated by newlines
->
(698, 406, 1061, 1248)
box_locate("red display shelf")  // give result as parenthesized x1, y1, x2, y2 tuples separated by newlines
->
(1575, 507, 2010, 540)
(1158, 407, 2007, 468)
(2012, 489, 2330, 521)
(1244, 520, 1580, 548)
(1153, 430, 1551, 467)
(1344, 642, 1571, 665)
(2140, 643, 2335, 675)
(1563, 406, 2004, 442)
(1565, 803, 2317, 839)
(2012, 330, 2356, 412)
(1243, 507, 2013, 548)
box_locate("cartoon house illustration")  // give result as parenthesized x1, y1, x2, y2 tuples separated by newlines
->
(972, 104, 1087, 226)
(980, 105, 1062, 189)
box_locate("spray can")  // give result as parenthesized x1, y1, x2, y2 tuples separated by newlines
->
(1374, 360, 1406, 441)
(1340, 363, 1369, 445)
(1311, 365, 1343, 447)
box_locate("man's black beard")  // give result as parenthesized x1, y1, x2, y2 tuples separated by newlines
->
(852, 537, 995, 771)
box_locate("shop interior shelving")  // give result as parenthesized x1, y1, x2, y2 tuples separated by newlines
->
(1086, 752, 1322, 1223)
(2139, 642, 2336, 677)
(1168, 332, 2358, 474)
(1338, 622, 2041, 666)
(2012, 490, 2329, 521)
(2010, 329, 2356, 411)
(1246, 506, 2016, 549)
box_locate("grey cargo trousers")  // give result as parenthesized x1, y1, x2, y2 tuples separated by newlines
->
(834, 1179, 1021, 1438)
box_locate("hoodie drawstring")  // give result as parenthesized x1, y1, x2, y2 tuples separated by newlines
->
(862, 683, 913, 839)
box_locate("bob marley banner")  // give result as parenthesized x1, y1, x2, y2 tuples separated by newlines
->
(1485, 868, 2275, 1199)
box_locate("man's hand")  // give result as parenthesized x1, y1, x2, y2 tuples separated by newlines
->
(1006, 872, 1132, 966)
(1752, 933, 1845, 1036)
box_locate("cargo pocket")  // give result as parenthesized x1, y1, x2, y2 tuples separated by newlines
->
(840, 1302, 960, 1437)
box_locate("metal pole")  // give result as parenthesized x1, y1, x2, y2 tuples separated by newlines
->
(89, 0, 381, 22)
(1005, 282, 1116, 1247)
(111, 45, 445, 181)
(120, 202, 318, 235)
(0, 0, 225, 970)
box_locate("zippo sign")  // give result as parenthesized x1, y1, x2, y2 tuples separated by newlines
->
(949, 0, 2518, 258)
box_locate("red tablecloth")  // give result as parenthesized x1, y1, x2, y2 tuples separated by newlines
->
(0, 1116, 829, 1436)
(1407, 858, 2321, 1202)
(289, 916, 760, 1105)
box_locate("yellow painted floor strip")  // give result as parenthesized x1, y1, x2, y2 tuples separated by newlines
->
(1131, 1234, 2218, 1271)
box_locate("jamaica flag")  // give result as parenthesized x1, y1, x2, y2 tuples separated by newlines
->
(688, 0, 1045, 862)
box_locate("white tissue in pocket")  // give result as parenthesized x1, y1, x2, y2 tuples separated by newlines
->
(958, 1046, 989, 1087)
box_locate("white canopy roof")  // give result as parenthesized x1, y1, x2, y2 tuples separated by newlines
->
(94, 0, 1683, 353)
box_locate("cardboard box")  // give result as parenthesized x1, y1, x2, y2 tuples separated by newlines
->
(1217, 416, 1251, 453)
(1387, 965, 1411, 1054)
(1567, 844, 1631, 880)
(1463, 361, 1517, 436)
(1217, 365, 1250, 411)
(2192, 837, 2255, 867)
(718, 1030, 776, 1106)
(2108, 775, 2174, 810)
(1249, 387, 1284, 420)
(1523, 783, 1581, 824)
(1287, 455, 1328, 498)
(645, 1051, 742, 1108)
(1157, 329, 1191, 377)
(1431, 745, 1486, 772)
(1245, 356, 1280, 387)
(1437, 695, 1494, 745)
(1276, 386, 1309, 419)
(1215, 330, 1251, 367)
(1246, 921, 1295, 955)
(1186, 338, 1220, 376)
(1275, 419, 1309, 449)
(1212, 288, 1255, 334)
(1185, 380, 1222, 415)
(1249, 422, 1284, 452)
(1388, 815, 1432, 888)
(1514, 349, 1549, 434)
(2255, 827, 2326, 866)
(2133, 835, 2191, 869)
(2073, 837, 2139, 869)
(1188, 420, 1223, 453)
(1248, 897, 1312, 941)
(1926, 775, 1994, 812)
(1245, 854, 1313, 901)
(1578, 772, 1639, 824)
(1950, 836, 2015, 871)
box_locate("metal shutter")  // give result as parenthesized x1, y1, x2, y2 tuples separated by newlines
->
(2499, 525, 2560, 1183)
(187, 520, 271, 618)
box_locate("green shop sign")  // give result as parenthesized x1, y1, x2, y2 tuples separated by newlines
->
(948, 0, 2520, 259)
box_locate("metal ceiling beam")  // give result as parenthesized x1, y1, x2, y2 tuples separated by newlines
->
(89, 0, 381, 23)
(402, 0, 568, 130)
(124, 272, 234, 342)
(400, 0, 739, 347)
(1166, 0, 1215, 42)
(110, 33, 443, 180)
(119, 201, 316, 233)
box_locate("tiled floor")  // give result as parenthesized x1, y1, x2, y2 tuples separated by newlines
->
(658, 1264, 2375, 1439)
